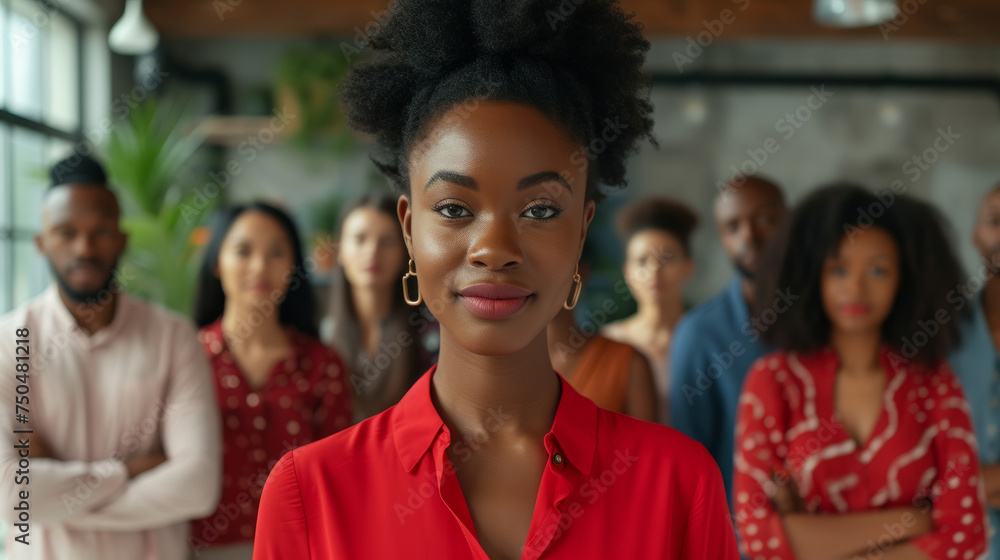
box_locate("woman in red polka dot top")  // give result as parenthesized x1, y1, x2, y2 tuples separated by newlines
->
(734, 186, 987, 560)
(190, 202, 353, 559)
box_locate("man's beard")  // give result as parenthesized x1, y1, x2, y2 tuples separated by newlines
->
(49, 259, 119, 304)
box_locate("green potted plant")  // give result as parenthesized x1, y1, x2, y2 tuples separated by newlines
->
(274, 46, 355, 152)
(101, 95, 212, 314)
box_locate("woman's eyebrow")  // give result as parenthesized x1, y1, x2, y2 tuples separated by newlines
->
(518, 171, 572, 193)
(423, 170, 572, 193)
(424, 170, 477, 192)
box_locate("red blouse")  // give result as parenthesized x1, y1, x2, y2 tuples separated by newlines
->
(734, 347, 987, 560)
(190, 320, 352, 550)
(252, 364, 739, 559)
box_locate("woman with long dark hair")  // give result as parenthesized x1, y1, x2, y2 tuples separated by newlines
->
(324, 192, 439, 422)
(734, 185, 987, 560)
(252, 1, 737, 558)
(190, 202, 352, 559)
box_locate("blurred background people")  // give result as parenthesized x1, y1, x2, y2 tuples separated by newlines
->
(970, 183, 1000, 559)
(191, 201, 351, 559)
(602, 196, 698, 424)
(323, 193, 439, 422)
(548, 241, 658, 422)
(735, 184, 986, 559)
(668, 176, 787, 509)
(0, 154, 221, 560)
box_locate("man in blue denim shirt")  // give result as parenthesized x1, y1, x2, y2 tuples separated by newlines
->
(964, 185, 1000, 560)
(669, 177, 786, 512)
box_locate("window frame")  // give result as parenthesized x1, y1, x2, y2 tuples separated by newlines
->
(0, 0, 87, 312)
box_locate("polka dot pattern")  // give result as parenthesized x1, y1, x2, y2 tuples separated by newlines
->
(735, 349, 987, 560)
(193, 320, 353, 546)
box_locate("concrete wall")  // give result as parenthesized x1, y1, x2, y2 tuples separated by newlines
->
(166, 37, 1000, 305)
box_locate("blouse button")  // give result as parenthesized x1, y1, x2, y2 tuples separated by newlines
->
(552, 453, 564, 467)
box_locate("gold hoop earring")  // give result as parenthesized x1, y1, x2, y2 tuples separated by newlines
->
(402, 259, 422, 306)
(564, 263, 582, 310)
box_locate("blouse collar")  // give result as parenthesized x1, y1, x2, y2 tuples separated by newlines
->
(391, 364, 599, 476)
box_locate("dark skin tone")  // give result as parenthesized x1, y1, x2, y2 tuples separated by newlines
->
(398, 101, 595, 560)
(546, 264, 658, 422)
(972, 185, 1000, 509)
(30, 184, 164, 478)
(766, 229, 934, 560)
(713, 178, 786, 305)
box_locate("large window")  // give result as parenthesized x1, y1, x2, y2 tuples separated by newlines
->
(1, 0, 85, 313)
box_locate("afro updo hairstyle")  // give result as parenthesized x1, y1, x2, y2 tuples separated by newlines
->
(615, 197, 699, 257)
(338, 0, 657, 203)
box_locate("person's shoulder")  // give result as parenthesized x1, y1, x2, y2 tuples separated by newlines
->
(592, 333, 634, 353)
(677, 287, 734, 328)
(902, 357, 963, 391)
(741, 349, 797, 389)
(600, 319, 628, 341)
(0, 296, 37, 331)
(283, 405, 398, 474)
(128, 294, 199, 337)
(293, 330, 348, 376)
(296, 330, 339, 358)
(597, 409, 712, 464)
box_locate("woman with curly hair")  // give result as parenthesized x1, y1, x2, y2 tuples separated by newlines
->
(253, 1, 738, 558)
(734, 185, 987, 560)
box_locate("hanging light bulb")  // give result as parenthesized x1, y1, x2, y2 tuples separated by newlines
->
(108, 0, 160, 55)
(813, 0, 898, 27)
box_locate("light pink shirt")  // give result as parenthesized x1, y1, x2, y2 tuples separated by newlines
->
(0, 284, 222, 559)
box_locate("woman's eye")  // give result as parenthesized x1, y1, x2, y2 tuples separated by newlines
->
(870, 266, 888, 277)
(437, 204, 471, 219)
(524, 205, 560, 220)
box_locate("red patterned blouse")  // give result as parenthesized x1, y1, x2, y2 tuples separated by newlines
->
(190, 320, 352, 551)
(735, 347, 987, 560)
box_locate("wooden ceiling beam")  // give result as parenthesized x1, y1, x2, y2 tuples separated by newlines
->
(142, 0, 1000, 42)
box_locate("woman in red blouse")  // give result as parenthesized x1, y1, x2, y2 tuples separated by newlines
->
(190, 202, 352, 559)
(252, 1, 739, 559)
(735, 185, 987, 560)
